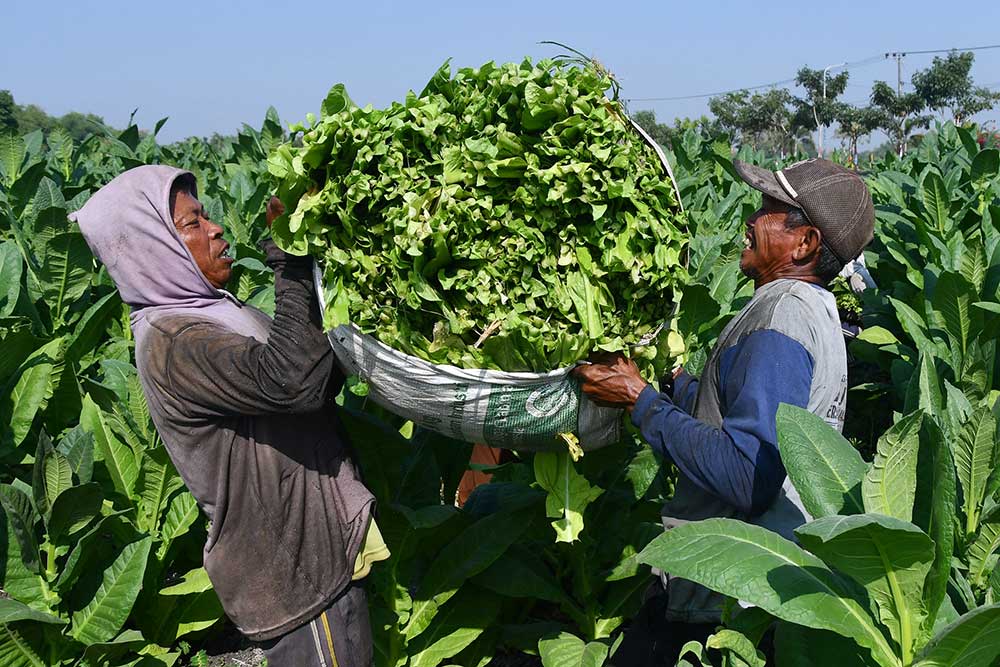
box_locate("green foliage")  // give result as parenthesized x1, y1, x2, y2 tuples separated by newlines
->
(270, 59, 686, 374)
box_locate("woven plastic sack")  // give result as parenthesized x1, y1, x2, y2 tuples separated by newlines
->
(315, 116, 682, 451)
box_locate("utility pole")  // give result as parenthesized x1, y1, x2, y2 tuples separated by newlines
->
(819, 62, 846, 158)
(886, 52, 907, 156)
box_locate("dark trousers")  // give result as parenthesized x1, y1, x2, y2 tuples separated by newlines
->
(260, 582, 372, 667)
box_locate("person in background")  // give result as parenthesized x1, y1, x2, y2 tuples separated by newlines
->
(72, 165, 388, 667)
(573, 158, 875, 664)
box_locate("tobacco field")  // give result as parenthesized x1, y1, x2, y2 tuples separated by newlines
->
(3, 59, 1000, 667)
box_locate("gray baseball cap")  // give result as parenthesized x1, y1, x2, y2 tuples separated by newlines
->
(733, 158, 875, 264)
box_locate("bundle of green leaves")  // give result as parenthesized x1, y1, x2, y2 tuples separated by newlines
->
(269, 58, 687, 372)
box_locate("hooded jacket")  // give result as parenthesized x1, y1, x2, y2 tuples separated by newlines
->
(71, 165, 374, 640)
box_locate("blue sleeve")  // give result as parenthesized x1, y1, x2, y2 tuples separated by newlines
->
(671, 370, 698, 414)
(630, 329, 814, 516)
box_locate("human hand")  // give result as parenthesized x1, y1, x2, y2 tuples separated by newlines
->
(571, 352, 649, 412)
(266, 196, 285, 229)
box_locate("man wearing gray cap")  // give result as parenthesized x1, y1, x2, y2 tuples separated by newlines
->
(573, 158, 875, 663)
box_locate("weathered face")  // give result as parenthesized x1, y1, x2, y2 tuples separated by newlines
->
(171, 190, 232, 289)
(739, 195, 818, 287)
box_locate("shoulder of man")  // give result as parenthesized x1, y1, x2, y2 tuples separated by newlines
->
(751, 279, 838, 352)
(138, 313, 228, 380)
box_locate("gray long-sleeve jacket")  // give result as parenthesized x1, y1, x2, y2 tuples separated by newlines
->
(137, 243, 374, 641)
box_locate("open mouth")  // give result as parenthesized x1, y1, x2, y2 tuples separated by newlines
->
(744, 230, 753, 250)
(219, 244, 233, 261)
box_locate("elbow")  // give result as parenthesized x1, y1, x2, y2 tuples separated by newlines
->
(746, 476, 784, 518)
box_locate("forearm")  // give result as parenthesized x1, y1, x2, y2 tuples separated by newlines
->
(632, 387, 781, 514)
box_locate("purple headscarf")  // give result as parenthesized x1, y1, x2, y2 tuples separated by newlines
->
(70, 165, 270, 351)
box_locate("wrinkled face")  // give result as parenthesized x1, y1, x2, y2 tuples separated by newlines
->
(171, 190, 232, 289)
(739, 195, 812, 286)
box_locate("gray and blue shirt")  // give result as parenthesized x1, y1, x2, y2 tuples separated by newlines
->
(631, 278, 847, 623)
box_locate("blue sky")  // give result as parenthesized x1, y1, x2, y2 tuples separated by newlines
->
(3, 0, 999, 145)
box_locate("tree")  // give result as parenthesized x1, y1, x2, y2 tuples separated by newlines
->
(59, 111, 108, 142)
(870, 81, 929, 157)
(912, 50, 1000, 125)
(631, 109, 674, 148)
(793, 66, 850, 157)
(835, 104, 884, 166)
(708, 89, 798, 156)
(0, 90, 18, 133)
(708, 90, 751, 143)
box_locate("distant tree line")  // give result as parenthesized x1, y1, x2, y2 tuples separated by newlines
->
(0, 90, 111, 142)
(633, 50, 1000, 163)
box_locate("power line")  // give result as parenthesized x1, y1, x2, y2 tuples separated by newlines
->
(626, 44, 1000, 104)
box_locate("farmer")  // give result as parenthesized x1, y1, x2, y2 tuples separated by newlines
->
(71, 165, 387, 667)
(573, 158, 874, 664)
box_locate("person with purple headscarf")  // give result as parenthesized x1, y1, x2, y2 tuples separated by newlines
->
(71, 165, 384, 667)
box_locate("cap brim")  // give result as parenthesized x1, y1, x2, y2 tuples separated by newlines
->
(733, 161, 798, 208)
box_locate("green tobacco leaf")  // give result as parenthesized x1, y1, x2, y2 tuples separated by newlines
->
(408, 587, 501, 667)
(903, 354, 942, 418)
(538, 632, 609, 667)
(776, 404, 866, 518)
(407, 506, 535, 640)
(931, 274, 976, 358)
(156, 491, 199, 560)
(533, 451, 602, 543)
(0, 483, 40, 574)
(565, 272, 605, 339)
(796, 514, 934, 660)
(159, 567, 213, 596)
(36, 231, 91, 325)
(4, 337, 65, 448)
(70, 535, 152, 645)
(66, 291, 122, 365)
(0, 241, 22, 316)
(953, 407, 997, 537)
(912, 418, 956, 642)
(47, 482, 103, 543)
(0, 623, 47, 667)
(0, 598, 65, 624)
(863, 411, 923, 522)
(80, 394, 138, 499)
(1, 509, 46, 605)
(914, 604, 1000, 667)
(32, 438, 71, 522)
(637, 518, 898, 667)
(56, 426, 94, 484)
(970, 149, 1000, 183)
(706, 629, 765, 667)
(921, 171, 951, 232)
(136, 447, 183, 534)
(773, 623, 878, 667)
(473, 545, 566, 603)
(968, 506, 1000, 590)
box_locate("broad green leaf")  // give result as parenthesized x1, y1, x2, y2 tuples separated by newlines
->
(168, 588, 225, 640)
(796, 514, 934, 661)
(408, 587, 501, 667)
(47, 482, 103, 543)
(70, 536, 152, 645)
(970, 149, 1000, 183)
(1, 510, 47, 606)
(968, 506, 1000, 590)
(637, 518, 898, 667)
(863, 411, 923, 522)
(857, 326, 899, 346)
(776, 404, 866, 518)
(538, 632, 609, 667)
(56, 426, 94, 484)
(533, 451, 602, 543)
(921, 171, 950, 232)
(473, 545, 566, 602)
(953, 407, 997, 537)
(0, 484, 40, 574)
(32, 439, 71, 522)
(53, 511, 130, 594)
(565, 272, 604, 339)
(156, 491, 199, 560)
(903, 354, 942, 418)
(65, 291, 123, 365)
(0, 623, 46, 667)
(912, 419, 956, 641)
(159, 567, 213, 596)
(80, 394, 138, 499)
(4, 337, 65, 448)
(0, 241, 22, 316)
(0, 598, 65, 624)
(913, 604, 1000, 667)
(406, 506, 534, 640)
(773, 623, 878, 667)
(931, 274, 976, 358)
(706, 629, 765, 667)
(136, 447, 183, 534)
(36, 231, 91, 325)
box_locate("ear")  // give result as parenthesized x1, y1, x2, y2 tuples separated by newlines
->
(792, 226, 822, 262)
